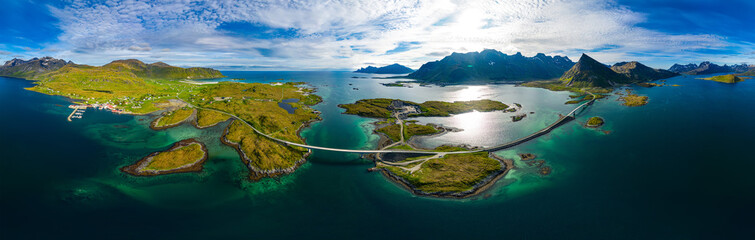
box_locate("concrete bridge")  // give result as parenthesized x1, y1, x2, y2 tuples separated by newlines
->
(188, 92, 596, 155)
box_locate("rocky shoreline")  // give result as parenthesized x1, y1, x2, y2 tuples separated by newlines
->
(121, 139, 208, 176)
(377, 153, 514, 199)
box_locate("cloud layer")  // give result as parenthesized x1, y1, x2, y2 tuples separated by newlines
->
(12, 0, 755, 69)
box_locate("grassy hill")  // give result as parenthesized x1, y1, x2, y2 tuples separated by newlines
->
(104, 59, 224, 80)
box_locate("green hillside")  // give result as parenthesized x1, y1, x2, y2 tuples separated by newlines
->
(104, 59, 224, 80)
(25, 59, 225, 114)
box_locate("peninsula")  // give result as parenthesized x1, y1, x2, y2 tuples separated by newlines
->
(354, 63, 413, 74)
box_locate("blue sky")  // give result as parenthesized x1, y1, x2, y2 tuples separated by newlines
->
(1, 0, 753, 70)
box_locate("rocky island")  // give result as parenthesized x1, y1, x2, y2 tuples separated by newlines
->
(618, 89, 649, 107)
(586, 116, 605, 127)
(121, 139, 208, 176)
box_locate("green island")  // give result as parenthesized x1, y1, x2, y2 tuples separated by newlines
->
(699, 74, 746, 83)
(339, 98, 509, 118)
(619, 89, 649, 107)
(376, 152, 512, 197)
(586, 116, 605, 127)
(381, 83, 405, 87)
(151, 107, 195, 129)
(121, 139, 208, 176)
(195, 109, 232, 128)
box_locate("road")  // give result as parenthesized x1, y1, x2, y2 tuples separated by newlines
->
(181, 93, 596, 155)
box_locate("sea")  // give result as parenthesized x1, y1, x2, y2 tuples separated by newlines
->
(0, 72, 753, 239)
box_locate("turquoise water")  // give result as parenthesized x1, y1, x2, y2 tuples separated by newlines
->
(1, 72, 753, 239)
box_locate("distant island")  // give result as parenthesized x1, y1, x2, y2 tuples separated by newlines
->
(354, 63, 413, 74)
(668, 61, 750, 75)
(699, 74, 746, 83)
(405, 49, 574, 84)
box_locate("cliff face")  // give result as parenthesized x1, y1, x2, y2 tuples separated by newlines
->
(610, 61, 679, 82)
(354, 63, 413, 74)
(559, 54, 628, 88)
(0, 57, 72, 79)
(407, 49, 573, 83)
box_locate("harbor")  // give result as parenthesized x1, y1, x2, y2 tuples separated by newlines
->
(67, 103, 122, 121)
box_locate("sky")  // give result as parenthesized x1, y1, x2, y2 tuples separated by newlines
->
(0, 0, 753, 70)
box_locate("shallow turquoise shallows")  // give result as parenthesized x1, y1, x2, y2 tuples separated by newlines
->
(1, 72, 753, 239)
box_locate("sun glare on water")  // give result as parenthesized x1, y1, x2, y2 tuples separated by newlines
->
(451, 86, 490, 101)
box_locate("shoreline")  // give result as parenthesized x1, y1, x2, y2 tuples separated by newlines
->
(121, 139, 208, 176)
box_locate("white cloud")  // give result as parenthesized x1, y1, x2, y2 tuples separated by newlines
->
(42, 0, 750, 69)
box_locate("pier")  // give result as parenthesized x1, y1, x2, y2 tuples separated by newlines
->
(67, 105, 87, 121)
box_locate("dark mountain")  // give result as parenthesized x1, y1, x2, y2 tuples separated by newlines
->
(406, 49, 574, 83)
(354, 63, 413, 74)
(610, 61, 678, 82)
(668, 61, 750, 75)
(0, 57, 72, 79)
(560, 54, 629, 88)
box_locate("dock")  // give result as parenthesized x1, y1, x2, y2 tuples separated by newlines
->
(67, 105, 87, 122)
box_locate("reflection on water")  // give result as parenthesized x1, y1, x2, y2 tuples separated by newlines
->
(449, 85, 491, 101)
(2, 73, 755, 238)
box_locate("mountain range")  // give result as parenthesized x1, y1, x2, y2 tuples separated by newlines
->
(0, 57, 224, 81)
(354, 63, 413, 74)
(560, 54, 678, 88)
(668, 62, 750, 75)
(406, 49, 574, 83)
(0, 57, 73, 79)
